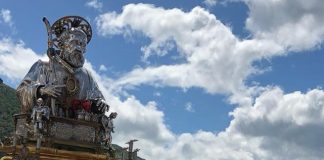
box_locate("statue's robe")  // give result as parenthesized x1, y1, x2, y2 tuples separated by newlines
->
(17, 60, 104, 113)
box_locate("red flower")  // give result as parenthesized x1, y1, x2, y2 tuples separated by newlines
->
(71, 99, 81, 110)
(82, 100, 91, 112)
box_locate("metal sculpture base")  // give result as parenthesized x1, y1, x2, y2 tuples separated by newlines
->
(0, 145, 109, 160)
(13, 114, 103, 153)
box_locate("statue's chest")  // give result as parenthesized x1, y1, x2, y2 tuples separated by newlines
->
(53, 68, 90, 106)
(63, 74, 81, 97)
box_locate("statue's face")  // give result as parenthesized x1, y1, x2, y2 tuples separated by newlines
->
(60, 29, 87, 68)
(36, 99, 43, 106)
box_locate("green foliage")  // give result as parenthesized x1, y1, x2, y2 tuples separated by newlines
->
(0, 83, 20, 138)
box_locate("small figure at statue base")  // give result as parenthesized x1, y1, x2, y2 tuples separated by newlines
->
(101, 112, 117, 147)
(31, 98, 49, 151)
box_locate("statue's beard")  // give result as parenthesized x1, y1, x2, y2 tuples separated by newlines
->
(62, 50, 85, 68)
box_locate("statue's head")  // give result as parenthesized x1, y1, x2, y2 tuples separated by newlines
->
(36, 98, 43, 106)
(51, 16, 92, 68)
(58, 28, 87, 68)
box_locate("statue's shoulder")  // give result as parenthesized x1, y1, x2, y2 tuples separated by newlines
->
(79, 67, 89, 74)
(80, 67, 94, 79)
(27, 60, 49, 72)
(37, 60, 50, 66)
(31, 60, 49, 68)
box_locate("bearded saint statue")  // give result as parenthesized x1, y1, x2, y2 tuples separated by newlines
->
(16, 16, 109, 117)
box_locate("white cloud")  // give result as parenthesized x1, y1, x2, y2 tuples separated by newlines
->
(85, 60, 248, 160)
(243, 0, 324, 51)
(0, 38, 47, 80)
(227, 87, 324, 159)
(83, 61, 176, 157)
(3, 1, 324, 159)
(185, 102, 195, 112)
(96, 4, 284, 106)
(105, 85, 324, 159)
(95, 1, 324, 103)
(2, 36, 324, 159)
(93, 3, 324, 159)
(98, 86, 324, 160)
(203, 0, 218, 8)
(99, 64, 107, 72)
(0, 9, 13, 26)
(85, 0, 103, 11)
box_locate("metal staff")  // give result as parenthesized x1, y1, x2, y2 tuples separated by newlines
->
(42, 17, 53, 49)
(42, 17, 56, 116)
(43, 17, 74, 74)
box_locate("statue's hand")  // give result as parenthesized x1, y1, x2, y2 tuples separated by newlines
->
(47, 47, 56, 57)
(39, 84, 65, 98)
(96, 99, 110, 113)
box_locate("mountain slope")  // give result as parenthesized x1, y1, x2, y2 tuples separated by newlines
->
(0, 82, 20, 138)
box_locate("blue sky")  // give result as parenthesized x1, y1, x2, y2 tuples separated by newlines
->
(1, 0, 324, 159)
(0, 0, 241, 134)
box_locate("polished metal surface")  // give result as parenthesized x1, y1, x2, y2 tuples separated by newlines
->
(16, 59, 105, 113)
(13, 16, 117, 158)
(17, 16, 108, 115)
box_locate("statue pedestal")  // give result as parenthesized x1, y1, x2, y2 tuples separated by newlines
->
(0, 145, 110, 160)
(14, 114, 103, 153)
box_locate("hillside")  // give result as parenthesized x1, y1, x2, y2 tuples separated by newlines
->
(0, 81, 20, 138)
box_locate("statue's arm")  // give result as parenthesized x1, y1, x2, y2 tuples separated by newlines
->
(86, 69, 110, 113)
(16, 60, 47, 113)
(85, 69, 104, 99)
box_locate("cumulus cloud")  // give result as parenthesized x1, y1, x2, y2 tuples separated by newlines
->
(3, 40, 324, 159)
(2, 37, 324, 160)
(0, 38, 47, 80)
(83, 61, 176, 158)
(128, 87, 324, 160)
(243, 0, 324, 51)
(3, 1, 324, 159)
(98, 86, 324, 160)
(5, 43, 324, 159)
(85, 59, 254, 160)
(85, 0, 103, 11)
(99, 84, 324, 160)
(93, 3, 324, 159)
(95, 1, 324, 102)
(96, 4, 284, 106)
(227, 87, 324, 159)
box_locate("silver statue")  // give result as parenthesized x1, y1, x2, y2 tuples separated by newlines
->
(101, 112, 118, 147)
(14, 16, 117, 154)
(16, 16, 109, 116)
(31, 98, 49, 150)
